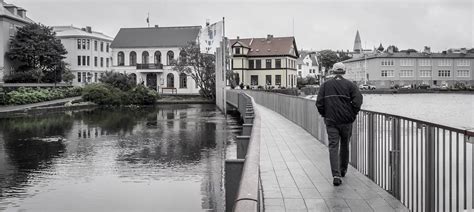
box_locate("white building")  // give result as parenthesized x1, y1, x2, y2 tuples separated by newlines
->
(110, 25, 201, 94)
(296, 50, 319, 78)
(53, 26, 113, 86)
(199, 20, 224, 54)
(0, 0, 34, 82)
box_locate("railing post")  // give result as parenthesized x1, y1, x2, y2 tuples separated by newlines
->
(225, 159, 245, 212)
(236, 136, 250, 159)
(390, 118, 401, 199)
(425, 126, 436, 211)
(368, 113, 375, 180)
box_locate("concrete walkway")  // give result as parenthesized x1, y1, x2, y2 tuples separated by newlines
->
(0, 96, 81, 113)
(258, 104, 408, 212)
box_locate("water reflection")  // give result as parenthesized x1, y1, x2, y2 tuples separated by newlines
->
(0, 104, 240, 211)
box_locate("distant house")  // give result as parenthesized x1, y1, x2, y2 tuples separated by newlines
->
(0, 0, 34, 82)
(199, 20, 224, 54)
(229, 35, 299, 88)
(111, 25, 202, 94)
(296, 50, 319, 78)
(53, 26, 113, 86)
(343, 46, 474, 88)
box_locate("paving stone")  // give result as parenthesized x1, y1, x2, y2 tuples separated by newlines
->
(305, 198, 330, 212)
(284, 198, 307, 210)
(300, 188, 322, 199)
(280, 187, 302, 199)
(264, 198, 284, 206)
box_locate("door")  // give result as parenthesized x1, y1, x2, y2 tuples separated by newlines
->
(146, 73, 157, 90)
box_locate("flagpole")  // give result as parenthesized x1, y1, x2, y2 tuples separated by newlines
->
(222, 17, 227, 117)
(147, 12, 150, 27)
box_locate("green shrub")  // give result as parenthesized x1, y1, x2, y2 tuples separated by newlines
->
(82, 84, 158, 105)
(99, 71, 135, 91)
(126, 85, 159, 105)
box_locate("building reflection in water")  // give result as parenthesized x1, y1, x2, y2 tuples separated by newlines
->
(0, 104, 240, 211)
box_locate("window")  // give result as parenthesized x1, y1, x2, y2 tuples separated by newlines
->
(457, 70, 470, 77)
(118, 52, 125, 66)
(235, 48, 240, 54)
(438, 70, 451, 77)
(250, 75, 258, 86)
(399, 70, 413, 77)
(419, 59, 431, 66)
(100, 57, 104, 67)
(77, 56, 81, 66)
(275, 59, 281, 68)
(179, 73, 187, 88)
(106, 43, 109, 52)
(438, 59, 452, 66)
(180, 50, 187, 63)
(381, 60, 394, 66)
(419, 70, 432, 77)
(381, 70, 394, 77)
(87, 39, 90, 50)
(255, 60, 261, 69)
(94, 40, 98, 51)
(77, 39, 81, 49)
(400, 59, 414, 66)
(167, 51, 174, 65)
(94, 73, 98, 82)
(82, 56, 86, 66)
(130, 51, 137, 66)
(142, 51, 149, 64)
(249, 60, 254, 69)
(298, 64, 302, 69)
(457, 59, 470, 66)
(82, 72, 86, 83)
(100, 42, 104, 52)
(82, 39, 86, 49)
(87, 56, 90, 66)
(77, 72, 81, 82)
(298, 71, 302, 77)
(266, 59, 272, 68)
(106, 58, 109, 67)
(154, 51, 161, 64)
(265, 75, 272, 85)
(275, 75, 281, 85)
(94, 57, 98, 67)
(167, 73, 174, 88)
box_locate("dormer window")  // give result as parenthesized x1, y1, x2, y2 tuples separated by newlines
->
(235, 48, 241, 54)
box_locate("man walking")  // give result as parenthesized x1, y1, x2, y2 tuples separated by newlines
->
(316, 62, 363, 186)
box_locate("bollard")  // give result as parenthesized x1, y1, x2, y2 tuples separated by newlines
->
(244, 116, 254, 124)
(225, 159, 245, 212)
(242, 124, 253, 135)
(236, 136, 250, 159)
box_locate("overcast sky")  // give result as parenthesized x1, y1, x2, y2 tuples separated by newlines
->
(8, 0, 473, 52)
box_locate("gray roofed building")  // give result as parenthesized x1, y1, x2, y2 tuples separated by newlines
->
(111, 26, 202, 48)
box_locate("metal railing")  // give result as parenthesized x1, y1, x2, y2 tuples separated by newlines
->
(136, 63, 163, 70)
(225, 91, 262, 212)
(226, 90, 473, 212)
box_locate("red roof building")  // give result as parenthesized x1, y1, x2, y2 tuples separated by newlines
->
(230, 35, 299, 88)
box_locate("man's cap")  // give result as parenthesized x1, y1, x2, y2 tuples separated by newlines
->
(332, 62, 346, 74)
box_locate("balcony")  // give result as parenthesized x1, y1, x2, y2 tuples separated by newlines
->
(136, 63, 163, 70)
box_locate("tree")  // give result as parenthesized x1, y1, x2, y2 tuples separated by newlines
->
(400, 49, 418, 53)
(318, 50, 339, 76)
(62, 67, 75, 85)
(385, 45, 399, 53)
(377, 43, 384, 52)
(173, 42, 216, 99)
(99, 71, 135, 91)
(7, 23, 67, 83)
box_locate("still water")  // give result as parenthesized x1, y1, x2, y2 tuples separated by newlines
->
(0, 104, 241, 212)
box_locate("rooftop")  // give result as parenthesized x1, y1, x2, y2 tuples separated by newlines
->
(110, 26, 202, 48)
(0, 1, 33, 24)
(229, 36, 299, 58)
(52, 25, 113, 41)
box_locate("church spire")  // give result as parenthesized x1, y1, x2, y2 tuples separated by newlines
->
(353, 30, 362, 53)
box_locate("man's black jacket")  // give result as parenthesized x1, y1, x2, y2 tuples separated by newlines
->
(316, 75, 363, 125)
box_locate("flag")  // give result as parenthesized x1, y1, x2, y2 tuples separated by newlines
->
(146, 17, 149, 24)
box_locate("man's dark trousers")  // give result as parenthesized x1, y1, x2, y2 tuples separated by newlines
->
(326, 123, 352, 177)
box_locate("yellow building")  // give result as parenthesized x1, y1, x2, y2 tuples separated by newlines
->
(230, 35, 299, 88)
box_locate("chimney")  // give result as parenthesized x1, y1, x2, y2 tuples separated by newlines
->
(17, 8, 26, 18)
(423, 46, 431, 54)
(460, 48, 467, 55)
(86, 26, 92, 33)
(237, 36, 240, 40)
(154, 25, 159, 28)
(206, 19, 210, 27)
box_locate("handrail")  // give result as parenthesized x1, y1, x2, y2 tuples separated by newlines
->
(233, 95, 261, 211)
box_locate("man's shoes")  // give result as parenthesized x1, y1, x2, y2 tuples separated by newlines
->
(341, 170, 347, 177)
(333, 177, 342, 186)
